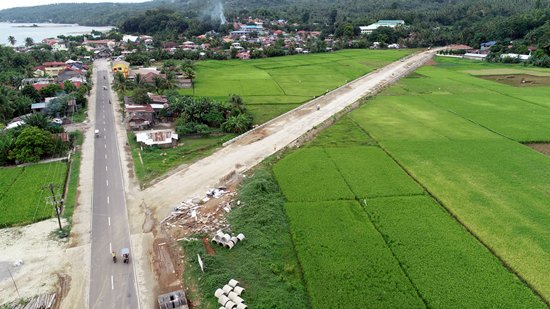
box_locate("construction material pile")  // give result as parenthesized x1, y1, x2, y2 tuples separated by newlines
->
(214, 279, 247, 309)
(211, 231, 245, 249)
(161, 187, 237, 235)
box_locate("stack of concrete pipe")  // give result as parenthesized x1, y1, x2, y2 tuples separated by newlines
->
(215, 279, 247, 309)
(211, 231, 246, 249)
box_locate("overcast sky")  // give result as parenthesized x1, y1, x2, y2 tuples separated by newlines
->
(0, 0, 152, 11)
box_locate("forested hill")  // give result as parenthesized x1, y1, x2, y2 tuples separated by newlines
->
(0, 0, 544, 27)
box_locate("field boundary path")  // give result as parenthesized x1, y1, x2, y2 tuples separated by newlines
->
(141, 48, 438, 220)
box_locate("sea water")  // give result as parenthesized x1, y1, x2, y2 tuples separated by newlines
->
(0, 22, 113, 46)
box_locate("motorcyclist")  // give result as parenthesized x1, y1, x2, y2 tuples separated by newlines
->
(112, 251, 117, 263)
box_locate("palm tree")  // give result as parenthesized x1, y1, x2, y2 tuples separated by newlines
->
(183, 67, 196, 95)
(152, 75, 166, 95)
(24, 37, 34, 47)
(134, 73, 143, 87)
(113, 72, 127, 93)
(7, 36, 16, 46)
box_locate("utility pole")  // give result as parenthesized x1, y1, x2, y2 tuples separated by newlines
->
(46, 183, 63, 231)
(7, 268, 20, 298)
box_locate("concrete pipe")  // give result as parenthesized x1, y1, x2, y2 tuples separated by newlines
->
(236, 303, 248, 309)
(218, 295, 230, 306)
(231, 236, 239, 243)
(222, 233, 231, 242)
(224, 300, 237, 309)
(233, 286, 244, 295)
(236, 233, 245, 241)
(222, 284, 233, 294)
(214, 288, 225, 298)
(229, 295, 244, 304)
(228, 279, 240, 288)
(225, 240, 235, 249)
(228, 291, 238, 300)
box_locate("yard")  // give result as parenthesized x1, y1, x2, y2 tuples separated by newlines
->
(128, 132, 235, 185)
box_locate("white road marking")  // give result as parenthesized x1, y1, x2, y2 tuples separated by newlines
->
(107, 196, 110, 204)
(108, 217, 111, 226)
(106, 179, 109, 186)
(104, 144, 107, 149)
(109, 242, 112, 252)
(111, 275, 114, 290)
(105, 154, 107, 159)
(105, 166, 108, 172)
(104, 128, 106, 132)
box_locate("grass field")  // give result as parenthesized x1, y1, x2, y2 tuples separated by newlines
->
(179, 49, 414, 123)
(0, 162, 68, 228)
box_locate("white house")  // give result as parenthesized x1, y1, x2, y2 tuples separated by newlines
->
(360, 20, 405, 35)
(500, 53, 531, 61)
(135, 130, 178, 148)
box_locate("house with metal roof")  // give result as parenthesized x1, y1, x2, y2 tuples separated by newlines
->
(360, 20, 405, 35)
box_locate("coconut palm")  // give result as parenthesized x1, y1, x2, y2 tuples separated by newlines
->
(24, 37, 34, 47)
(182, 67, 196, 95)
(134, 73, 143, 87)
(7, 36, 16, 46)
(113, 72, 127, 93)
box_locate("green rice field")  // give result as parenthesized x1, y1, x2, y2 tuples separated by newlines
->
(0, 162, 67, 227)
(179, 49, 414, 123)
(271, 57, 550, 306)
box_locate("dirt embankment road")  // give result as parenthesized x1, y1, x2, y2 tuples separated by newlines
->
(140, 49, 438, 221)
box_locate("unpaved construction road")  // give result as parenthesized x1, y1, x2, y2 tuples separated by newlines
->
(141, 49, 438, 221)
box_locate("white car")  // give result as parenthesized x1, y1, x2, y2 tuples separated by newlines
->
(52, 118, 63, 125)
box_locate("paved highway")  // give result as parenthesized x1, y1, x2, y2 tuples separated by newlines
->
(89, 61, 139, 309)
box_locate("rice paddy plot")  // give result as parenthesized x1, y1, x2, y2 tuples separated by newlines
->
(273, 148, 354, 202)
(351, 95, 500, 142)
(178, 49, 415, 123)
(306, 115, 375, 148)
(381, 139, 550, 300)
(365, 195, 546, 308)
(0, 162, 68, 227)
(422, 93, 550, 142)
(325, 146, 423, 198)
(285, 200, 425, 309)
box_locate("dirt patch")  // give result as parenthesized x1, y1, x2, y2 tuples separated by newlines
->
(423, 59, 437, 66)
(202, 237, 216, 256)
(478, 74, 550, 87)
(238, 128, 269, 145)
(526, 143, 550, 156)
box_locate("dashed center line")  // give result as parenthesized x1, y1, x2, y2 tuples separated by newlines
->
(107, 196, 110, 204)
(111, 275, 114, 290)
(108, 217, 111, 226)
(105, 166, 108, 172)
(106, 179, 109, 186)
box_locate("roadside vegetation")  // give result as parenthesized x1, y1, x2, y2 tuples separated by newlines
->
(128, 132, 234, 185)
(181, 169, 309, 308)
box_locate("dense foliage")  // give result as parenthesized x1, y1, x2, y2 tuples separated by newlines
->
(167, 94, 253, 135)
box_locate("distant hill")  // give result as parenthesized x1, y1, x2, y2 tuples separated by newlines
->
(0, 1, 167, 26)
(0, 0, 541, 29)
